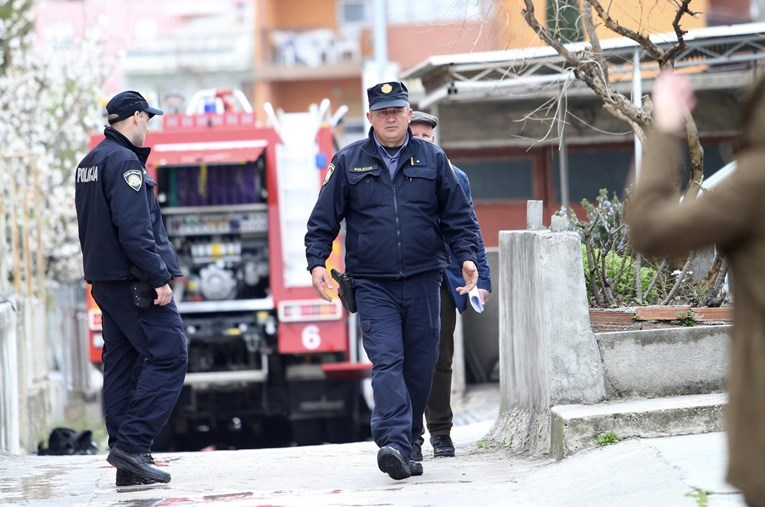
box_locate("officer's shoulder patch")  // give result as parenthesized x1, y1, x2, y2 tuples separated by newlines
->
(123, 169, 143, 192)
(323, 163, 335, 186)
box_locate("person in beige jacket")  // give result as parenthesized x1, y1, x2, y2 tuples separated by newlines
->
(627, 71, 765, 507)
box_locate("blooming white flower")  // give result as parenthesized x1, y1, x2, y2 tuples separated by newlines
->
(1, 5, 108, 289)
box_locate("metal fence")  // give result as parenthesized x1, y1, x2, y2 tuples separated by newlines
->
(47, 283, 94, 423)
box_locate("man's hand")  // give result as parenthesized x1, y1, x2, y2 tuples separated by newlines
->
(311, 266, 335, 302)
(456, 260, 478, 295)
(154, 284, 172, 306)
(477, 288, 490, 306)
(652, 71, 696, 133)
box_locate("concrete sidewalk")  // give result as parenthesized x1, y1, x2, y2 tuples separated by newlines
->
(0, 384, 747, 506)
(0, 425, 746, 506)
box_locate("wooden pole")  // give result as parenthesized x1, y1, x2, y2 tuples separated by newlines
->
(22, 157, 33, 300)
(0, 170, 7, 298)
(31, 158, 49, 380)
(9, 154, 28, 451)
(32, 158, 46, 302)
(8, 156, 22, 298)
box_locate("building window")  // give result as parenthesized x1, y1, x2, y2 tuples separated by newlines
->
(546, 0, 583, 43)
(552, 148, 632, 204)
(339, 0, 370, 25)
(451, 158, 535, 202)
(387, 0, 483, 23)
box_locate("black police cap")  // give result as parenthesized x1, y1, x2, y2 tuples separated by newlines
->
(410, 111, 438, 128)
(106, 90, 164, 125)
(367, 82, 409, 111)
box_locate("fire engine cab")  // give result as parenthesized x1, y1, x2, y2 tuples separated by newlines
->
(86, 90, 371, 450)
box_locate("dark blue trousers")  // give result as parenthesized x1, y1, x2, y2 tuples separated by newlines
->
(355, 270, 442, 462)
(91, 281, 188, 453)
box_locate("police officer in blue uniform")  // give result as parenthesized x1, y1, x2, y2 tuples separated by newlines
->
(75, 91, 187, 487)
(305, 82, 479, 480)
(407, 111, 492, 461)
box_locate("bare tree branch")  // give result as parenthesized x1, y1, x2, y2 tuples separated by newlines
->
(588, 0, 664, 61)
(660, 251, 696, 305)
(643, 258, 668, 299)
(522, 0, 652, 138)
(684, 112, 704, 200)
(702, 256, 729, 307)
(519, 1, 725, 308)
(665, 0, 696, 63)
(582, 1, 608, 83)
(521, 1, 581, 67)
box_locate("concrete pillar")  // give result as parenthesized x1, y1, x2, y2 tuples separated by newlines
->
(488, 229, 605, 455)
(526, 200, 543, 230)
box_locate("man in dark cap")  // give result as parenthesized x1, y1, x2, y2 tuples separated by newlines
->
(408, 111, 492, 461)
(75, 90, 187, 488)
(305, 81, 479, 480)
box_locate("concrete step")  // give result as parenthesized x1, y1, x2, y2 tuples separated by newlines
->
(550, 392, 726, 459)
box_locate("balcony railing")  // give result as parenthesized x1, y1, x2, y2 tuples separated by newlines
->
(261, 27, 364, 68)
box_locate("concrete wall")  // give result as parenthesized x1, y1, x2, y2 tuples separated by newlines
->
(19, 299, 52, 453)
(0, 300, 19, 453)
(488, 229, 605, 454)
(1, 285, 100, 455)
(0, 297, 53, 454)
(488, 217, 731, 459)
(597, 326, 731, 398)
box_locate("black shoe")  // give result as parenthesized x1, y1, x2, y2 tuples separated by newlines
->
(409, 460, 423, 476)
(377, 446, 411, 480)
(115, 469, 163, 488)
(412, 437, 423, 462)
(431, 434, 455, 457)
(107, 447, 171, 484)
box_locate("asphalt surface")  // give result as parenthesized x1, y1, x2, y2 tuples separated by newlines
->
(0, 384, 748, 506)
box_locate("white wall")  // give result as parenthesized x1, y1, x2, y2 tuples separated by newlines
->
(0, 300, 20, 453)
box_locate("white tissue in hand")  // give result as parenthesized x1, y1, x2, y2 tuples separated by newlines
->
(468, 286, 484, 313)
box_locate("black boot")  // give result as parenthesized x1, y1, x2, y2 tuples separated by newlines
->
(412, 436, 424, 462)
(377, 446, 411, 480)
(107, 447, 171, 483)
(115, 468, 164, 488)
(430, 434, 455, 457)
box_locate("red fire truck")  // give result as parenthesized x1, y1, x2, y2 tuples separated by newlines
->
(85, 90, 371, 450)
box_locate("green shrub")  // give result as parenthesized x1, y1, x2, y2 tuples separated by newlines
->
(570, 188, 726, 308)
(581, 245, 658, 302)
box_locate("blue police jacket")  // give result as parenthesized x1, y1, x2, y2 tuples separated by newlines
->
(75, 127, 182, 288)
(445, 165, 492, 313)
(305, 128, 478, 278)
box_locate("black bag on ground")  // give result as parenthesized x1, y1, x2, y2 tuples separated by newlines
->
(330, 268, 357, 314)
(37, 427, 97, 455)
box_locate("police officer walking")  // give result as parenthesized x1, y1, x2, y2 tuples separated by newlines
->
(407, 111, 492, 461)
(75, 91, 188, 487)
(305, 82, 479, 480)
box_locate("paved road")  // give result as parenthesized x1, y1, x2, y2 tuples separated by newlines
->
(0, 383, 748, 506)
